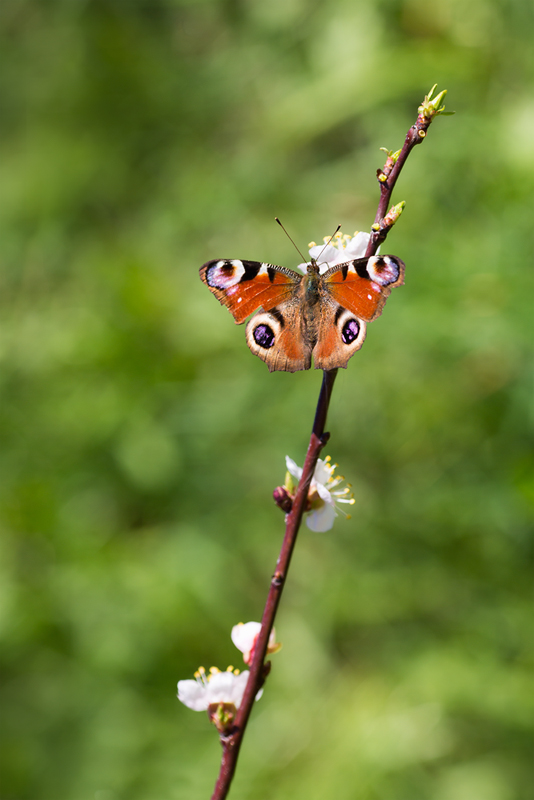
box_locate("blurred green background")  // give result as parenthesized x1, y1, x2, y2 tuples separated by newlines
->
(1, 1, 532, 798)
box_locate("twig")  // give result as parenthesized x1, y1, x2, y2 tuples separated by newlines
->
(365, 84, 449, 257)
(211, 369, 336, 800)
(210, 85, 447, 800)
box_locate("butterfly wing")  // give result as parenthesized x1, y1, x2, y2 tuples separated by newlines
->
(322, 255, 405, 321)
(312, 299, 367, 370)
(200, 259, 311, 371)
(200, 259, 300, 324)
(312, 255, 405, 370)
(245, 301, 312, 372)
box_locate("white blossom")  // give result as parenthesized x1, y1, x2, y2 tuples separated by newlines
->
(285, 455, 355, 532)
(297, 230, 374, 274)
(177, 666, 251, 712)
(231, 621, 282, 665)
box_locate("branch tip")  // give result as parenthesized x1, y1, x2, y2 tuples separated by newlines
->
(418, 85, 452, 119)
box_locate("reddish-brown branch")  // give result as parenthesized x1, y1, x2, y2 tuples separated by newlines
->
(365, 107, 440, 258)
(211, 369, 337, 800)
(210, 88, 445, 800)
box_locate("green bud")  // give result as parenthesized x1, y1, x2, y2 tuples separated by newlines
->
(380, 147, 401, 166)
(383, 201, 406, 227)
(284, 470, 297, 494)
(418, 85, 451, 118)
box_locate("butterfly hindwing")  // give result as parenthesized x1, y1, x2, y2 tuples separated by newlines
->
(200, 259, 300, 324)
(246, 301, 312, 373)
(312, 299, 367, 370)
(322, 255, 405, 322)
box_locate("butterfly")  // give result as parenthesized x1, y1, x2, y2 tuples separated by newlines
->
(199, 252, 405, 372)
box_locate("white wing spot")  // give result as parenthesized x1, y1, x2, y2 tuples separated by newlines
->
(209, 259, 246, 289)
(367, 256, 399, 286)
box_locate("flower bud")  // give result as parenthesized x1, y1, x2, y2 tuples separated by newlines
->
(207, 702, 237, 734)
(379, 147, 402, 178)
(418, 85, 450, 119)
(273, 485, 293, 513)
(383, 201, 406, 228)
(232, 621, 282, 666)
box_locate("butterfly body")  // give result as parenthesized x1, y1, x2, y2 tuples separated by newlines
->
(200, 253, 405, 372)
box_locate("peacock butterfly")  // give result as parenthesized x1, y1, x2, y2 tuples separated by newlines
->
(199, 252, 405, 372)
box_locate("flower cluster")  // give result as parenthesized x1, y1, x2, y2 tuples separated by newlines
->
(275, 455, 355, 532)
(177, 622, 280, 733)
(297, 230, 374, 274)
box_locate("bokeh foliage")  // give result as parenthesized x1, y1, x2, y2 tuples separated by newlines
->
(0, 1, 532, 798)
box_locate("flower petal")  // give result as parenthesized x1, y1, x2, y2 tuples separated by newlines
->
(313, 459, 332, 485)
(306, 503, 337, 532)
(177, 679, 208, 711)
(345, 231, 370, 259)
(285, 456, 302, 480)
(315, 481, 332, 503)
(231, 622, 261, 654)
(206, 671, 242, 705)
(309, 243, 338, 264)
(230, 671, 251, 707)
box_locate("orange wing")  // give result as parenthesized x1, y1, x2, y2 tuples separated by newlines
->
(322, 255, 405, 322)
(312, 299, 367, 370)
(245, 300, 312, 372)
(200, 259, 301, 324)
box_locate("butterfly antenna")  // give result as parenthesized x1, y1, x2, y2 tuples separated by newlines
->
(275, 217, 308, 264)
(315, 224, 342, 264)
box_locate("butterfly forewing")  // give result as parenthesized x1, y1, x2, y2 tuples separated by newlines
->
(322, 255, 405, 322)
(200, 259, 301, 324)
